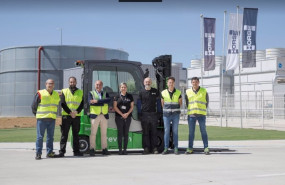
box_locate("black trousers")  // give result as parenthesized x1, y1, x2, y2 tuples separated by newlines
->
(59, 116, 81, 154)
(115, 116, 131, 150)
(141, 112, 158, 151)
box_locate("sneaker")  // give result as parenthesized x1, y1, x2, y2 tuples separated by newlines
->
(143, 148, 150, 155)
(162, 149, 169, 155)
(153, 148, 159, 154)
(185, 148, 193, 154)
(174, 148, 179, 155)
(102, 149, 110, 155)
(46, 152, 59, 158)
(74, 152, 83, 157)
(204, 147, 210, 155)
(35, 153, 41, 160)
(89, 149, 95, 156)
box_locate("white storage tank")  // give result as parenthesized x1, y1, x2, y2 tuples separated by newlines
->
(0, 45, 129, 116)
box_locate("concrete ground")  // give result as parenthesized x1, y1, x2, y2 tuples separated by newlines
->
(1, 140, 285, 185)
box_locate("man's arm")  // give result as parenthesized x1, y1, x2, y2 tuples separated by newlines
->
(185, 94, 189, 107)
(31, 92, 41, 115)
(61, 92, 72, 114)
(206, 92, 209, 108)
(76, 99, 84, 113)
(97, 92, 111, 104)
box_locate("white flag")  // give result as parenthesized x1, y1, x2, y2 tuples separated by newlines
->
(226, 13, 243, 71)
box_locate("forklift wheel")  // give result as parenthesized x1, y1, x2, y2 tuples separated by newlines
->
(79, 136, 89, 154)
(156, 129, 164, 153)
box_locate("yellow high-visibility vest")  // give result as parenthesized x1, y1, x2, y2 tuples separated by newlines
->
(186, 87, 207, 115)
(36, 89, 60, 119)
(61, 88, 83, 116)
(161, 89, 181, 115)
(90, 91, 108, 115)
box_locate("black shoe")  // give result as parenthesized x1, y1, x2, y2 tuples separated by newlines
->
(153, 148, 159, 154)
(143, 148, 150, 155)
(89, 149, 95, 156)
(118, 149, 123, 155)
(74, 152, 83, 157)
(35, 153, 41, 160)
(102, 149, 110, 155)
(46, 152, 60, 158)
(123, 149, 128, 155)
(58, 152, 64, 157)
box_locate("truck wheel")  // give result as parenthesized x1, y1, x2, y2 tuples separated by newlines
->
(156, 129, 164, 153)
(79, 136, 89, 154)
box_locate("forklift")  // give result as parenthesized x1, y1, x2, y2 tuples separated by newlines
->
(71, 55, 173, 154)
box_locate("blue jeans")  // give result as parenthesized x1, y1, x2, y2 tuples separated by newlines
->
(187, 116, 208, 149)
(36, 119, 56, 154)
(163, 114, 180, 149)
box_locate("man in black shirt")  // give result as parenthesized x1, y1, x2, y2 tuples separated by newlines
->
(137, 77, 160, 154)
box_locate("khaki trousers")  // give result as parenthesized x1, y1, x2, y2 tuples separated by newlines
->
(90, 114, 108, 150)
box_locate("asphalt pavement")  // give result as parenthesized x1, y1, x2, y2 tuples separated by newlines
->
(0, 140, 285, 185)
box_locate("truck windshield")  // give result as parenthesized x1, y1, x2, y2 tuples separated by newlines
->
(91, 65, 143, 94)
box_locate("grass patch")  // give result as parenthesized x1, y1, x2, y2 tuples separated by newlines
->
(0, 125, 285, 142)
(179, 125, 285, 141)
(0, 126, 61, 142)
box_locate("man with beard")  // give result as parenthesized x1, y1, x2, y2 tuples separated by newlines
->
(137, 77, 160, 154)
(58, 77, 84, 157)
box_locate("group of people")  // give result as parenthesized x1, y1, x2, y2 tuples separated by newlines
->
(31, 76, 209, 160)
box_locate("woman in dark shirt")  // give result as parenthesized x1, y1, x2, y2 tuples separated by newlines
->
(113, 82, 134, 155)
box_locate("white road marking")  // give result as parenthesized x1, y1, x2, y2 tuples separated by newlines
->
(256, 173, 285, 177)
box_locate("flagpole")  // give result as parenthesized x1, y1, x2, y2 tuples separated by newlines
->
(237, 5, 243, 128)
(200, 14, 204, 86)
(220, 10, 227, 127)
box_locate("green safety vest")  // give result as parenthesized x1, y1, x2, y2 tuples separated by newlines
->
(161, 89, 181, 115)
(90, 91, 108, 115)
(36, 89, 60, 119)
(61, 88, 83, 116)
(186, 87, 207, 115)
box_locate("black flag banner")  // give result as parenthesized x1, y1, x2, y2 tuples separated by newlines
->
(204, 18, 216, 71)
(242, 8, 258, 68)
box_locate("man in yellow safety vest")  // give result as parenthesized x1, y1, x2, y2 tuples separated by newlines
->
(161, 77, 182, 155)
(88, 80, 111, 156)
(58, 77, 84, 157)
(185, 77, 210, 155)
(32, 79, 60, 160)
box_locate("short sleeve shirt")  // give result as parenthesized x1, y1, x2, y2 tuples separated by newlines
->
(139, 88, 160, 113)
(114, 93, 134, 117)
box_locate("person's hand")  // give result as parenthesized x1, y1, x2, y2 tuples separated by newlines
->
(91, 99, 98, 104)
(70, 111, 76, 118)
(122, 113, 128, 119)
(73, 111, 78, 118)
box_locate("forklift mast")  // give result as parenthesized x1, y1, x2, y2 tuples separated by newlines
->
(152, 55, 172, 93)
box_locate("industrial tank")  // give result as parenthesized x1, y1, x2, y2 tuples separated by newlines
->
(0, 45, 129, 116)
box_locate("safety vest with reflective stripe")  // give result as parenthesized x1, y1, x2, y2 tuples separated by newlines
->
(90, 91, 108, 115)
(61, 88, 83, 116)
(186, 87, 207, 115)
(161, 89, 181, 115)
(36, 89, 60, 119)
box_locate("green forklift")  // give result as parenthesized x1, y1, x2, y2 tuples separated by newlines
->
(71, 55, 172, 154)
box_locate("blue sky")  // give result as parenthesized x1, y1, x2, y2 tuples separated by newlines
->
(0, 0, 284, 68)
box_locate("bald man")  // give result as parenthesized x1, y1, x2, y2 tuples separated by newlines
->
(137, 77, 160, 154)
(32, 79, 60, 160)
(88, 80, 111, 156)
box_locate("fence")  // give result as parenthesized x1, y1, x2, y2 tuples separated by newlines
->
(181, 93, 285, 130)
(211, 93, 285, 130)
